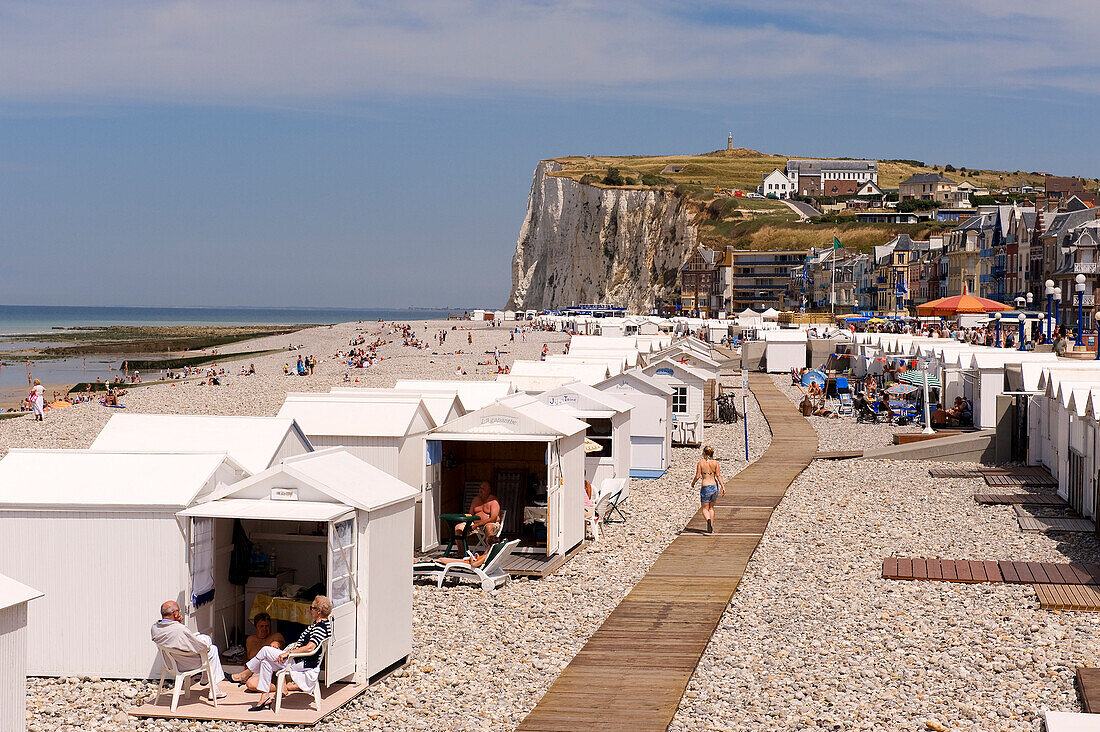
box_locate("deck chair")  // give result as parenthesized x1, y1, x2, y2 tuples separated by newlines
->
(466, 509, 507, 554)
(587, 493, 613, 540)
(437, 539, 520, 591)
(155, 644, 219, 712)
(596, 478, 628, 524)
(274, 638, 329, 715)
(835, 377, 854, 415)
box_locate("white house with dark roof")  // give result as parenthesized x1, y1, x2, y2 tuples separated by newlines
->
(785, 159, 878, 197)
(759, 169, 795, 199)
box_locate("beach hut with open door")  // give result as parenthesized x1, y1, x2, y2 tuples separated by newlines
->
(428, 400, 588, 576)
(0, 573, 42, 732)
(0, 449, 248, 678)
(595, 368, 672, 478)
(528, 382, 632, 489)
(178, 449, 418, 686)
(276, 394, 441, 551)
(642, 357, 709, 445)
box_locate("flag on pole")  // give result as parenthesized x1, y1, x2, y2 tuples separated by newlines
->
(833, 236, 843, 250)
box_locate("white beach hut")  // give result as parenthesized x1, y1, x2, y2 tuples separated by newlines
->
(0, 574, 43, 732)
(1064, 388, 1100, 520)
(179, 449, 418, 685)
(642, 357, 709, 445)
(327, 388, 466, 427)
(1023, 364, 1100, 468)
(276, 395, 441, 549)
(569, 335, 638, 353)
(530, 382, 633, 487)
(90, 414, 314, 474)
(508, 360, 611, 386)
(427, 399, 588, 568)
(762, 330, 808, 373)
(545, 353, 630, 375)
(394, 380, 514, 411)
(595, 368, 673, 478)
(0, 450, 248, 678)
(967, 352, 1060, 429)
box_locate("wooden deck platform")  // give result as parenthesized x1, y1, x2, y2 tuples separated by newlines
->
(987, 473, 1058, 488)
(1016, 514, 1094, 533)
(516, 374, 817, 732)
(883, 558, 1100, 585)
(129, 680, 366, 725)
(1036, 584, 1100, 612)
(1077, 667, 1100, 713)
(813, 450, 863, 460)
(973, 493, 1068, 506)
(503, 541, 586, 577)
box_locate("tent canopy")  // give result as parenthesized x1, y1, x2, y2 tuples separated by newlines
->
(916, 294, 1013, 317)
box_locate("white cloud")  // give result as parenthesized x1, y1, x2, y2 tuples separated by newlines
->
(0, 0, 1096, 105)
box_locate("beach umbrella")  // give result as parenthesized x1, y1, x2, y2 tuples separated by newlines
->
(800, 369, 826, 388)
(898, 370, 942, 389)
(915, 293, 1013, 317)
(886, 383, 918, 396)
(583, 438, 603, 454)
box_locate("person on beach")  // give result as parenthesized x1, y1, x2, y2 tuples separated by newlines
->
(691, 445, 724, 534)
(29, 379, 44, 421)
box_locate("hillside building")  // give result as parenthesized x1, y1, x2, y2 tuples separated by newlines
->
(785, 159, 878, 198)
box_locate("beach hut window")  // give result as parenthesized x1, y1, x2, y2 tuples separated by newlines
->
(328, 517, 357, 607)
(672, 387, 688, 414)
(587, 418, 613, 456)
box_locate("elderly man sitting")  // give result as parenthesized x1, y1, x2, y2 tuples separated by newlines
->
(150, 600, 226, 697)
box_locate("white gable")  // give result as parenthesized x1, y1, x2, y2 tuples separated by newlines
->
(431, 401, 586, 440)
(536, 381, 633, 416)
(0, 450, 241, 509)
(90, 414, 311, 474)
(394, 380, 514, 411)
(0, 572, 43, 612)
(277, 395, 435, 437)
(596, 368, 674, 396)
(643, 357, 712, 384)
(328, 388, 466, 424)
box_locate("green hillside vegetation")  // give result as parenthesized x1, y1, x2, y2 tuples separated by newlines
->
(551, 148, 1099, 193)
(551, 148, 1092, 253)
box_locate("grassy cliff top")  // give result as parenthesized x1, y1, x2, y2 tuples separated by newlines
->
(549, 148, 1098, 192)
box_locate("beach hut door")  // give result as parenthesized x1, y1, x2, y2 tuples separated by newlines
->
(326, 512, 358, 683)
(546, 442, 562, 556)
(423, 440, 443, 550)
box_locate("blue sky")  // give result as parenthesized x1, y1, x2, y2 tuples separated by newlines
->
(1, 0, 1097, 308)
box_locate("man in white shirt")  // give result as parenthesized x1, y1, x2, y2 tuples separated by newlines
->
(150, 600, 226, 696)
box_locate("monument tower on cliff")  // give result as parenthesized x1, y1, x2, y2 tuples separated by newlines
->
(727, 132, 733, 150)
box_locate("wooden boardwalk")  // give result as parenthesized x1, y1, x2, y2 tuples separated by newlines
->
(517, 374, 817, 732)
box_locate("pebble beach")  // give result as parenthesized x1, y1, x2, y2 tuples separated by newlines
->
(11, 323, 1099, 730)
(11, 320, 777, 731)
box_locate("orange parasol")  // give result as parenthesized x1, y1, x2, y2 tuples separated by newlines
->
(916, 293, 1014, 317)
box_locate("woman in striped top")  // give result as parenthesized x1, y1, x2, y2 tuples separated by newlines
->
(234, 595, 333, 712)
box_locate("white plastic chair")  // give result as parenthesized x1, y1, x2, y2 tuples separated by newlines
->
(466, 509, 507, 554)
(274, 637, 329, 715)
(155, 644, 218, 712)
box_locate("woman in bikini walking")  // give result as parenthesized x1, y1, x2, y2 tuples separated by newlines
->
(691, 445, 725, 534)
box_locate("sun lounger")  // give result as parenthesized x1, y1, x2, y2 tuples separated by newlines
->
(414, 539, 519, 591)
(836, 377, 853, 415)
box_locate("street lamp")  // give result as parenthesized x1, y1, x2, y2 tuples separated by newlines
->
(1018, 313, 1028, 352)
(1045, 279, 1055, 341)
(1054, 287, 1063, 334)
(992, 311, 1002, 348)
(1076, 273, 1087, 346)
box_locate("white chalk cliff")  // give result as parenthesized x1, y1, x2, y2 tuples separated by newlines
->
(507, 161, 697, 313)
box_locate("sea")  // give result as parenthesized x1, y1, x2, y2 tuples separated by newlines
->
(0, 304, 460, 394)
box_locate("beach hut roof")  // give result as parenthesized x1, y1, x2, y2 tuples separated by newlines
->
(0, 449, 241, 510)
(643, 356, 713, 382)
(0, 573, 43, 612)
(569, 335, 638, 352)
(508, 361, 611, 384)
(1037, 366, 1100, 393)
(1067, 388, 1100, 419)
(497, 374, 580, 393)
(277, 394, 435, 437)
(968, 352, 1059, 370)
(182, 448, 418, 520)
(761, 308, 780, 319)
(431, 400, 587, 441)
(536, 381, 633, 416)
(393, 380, 514, 411)
(602, 367, 675, 395)
(90, 414, 311, 475)
(762, 329, 807, 343)
(326, 388, 466, 426)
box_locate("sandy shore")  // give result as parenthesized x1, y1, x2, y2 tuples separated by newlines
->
(15, 320, 777, 731)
